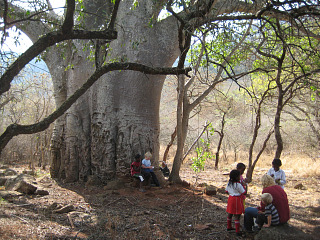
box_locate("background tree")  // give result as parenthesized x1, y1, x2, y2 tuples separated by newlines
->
(254, 18, 320, 159)
(0, 66, 54, 168)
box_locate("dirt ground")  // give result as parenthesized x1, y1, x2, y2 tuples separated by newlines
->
(0, 164, 319, 240)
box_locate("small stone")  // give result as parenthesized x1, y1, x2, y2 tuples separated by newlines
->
(294, 183, 307, 190)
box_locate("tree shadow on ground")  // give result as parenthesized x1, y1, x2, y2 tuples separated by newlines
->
(56, 178, 317, 240)
(0, 166, 318, 240)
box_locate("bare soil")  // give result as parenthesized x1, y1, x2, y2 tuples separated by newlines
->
(0, 165, 319, 239)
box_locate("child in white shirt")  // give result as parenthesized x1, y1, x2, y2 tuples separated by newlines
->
(267, 158, 286, 189)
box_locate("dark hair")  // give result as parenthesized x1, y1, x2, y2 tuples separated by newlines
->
(228, 170, 240, 187)
(135, 154, 141, 160)
(272, 158, 282, 167)
(236, 163, 246, 170)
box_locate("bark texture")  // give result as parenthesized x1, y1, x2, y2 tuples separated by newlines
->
(48, 1, 180, 182)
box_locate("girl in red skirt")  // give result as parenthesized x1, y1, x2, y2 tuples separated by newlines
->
(226, 169, 246, 236)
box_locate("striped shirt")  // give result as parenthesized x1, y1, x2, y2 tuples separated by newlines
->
(265, 203, 280, 225)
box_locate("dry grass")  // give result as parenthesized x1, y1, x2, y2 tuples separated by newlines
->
(161, 145, 320, 179)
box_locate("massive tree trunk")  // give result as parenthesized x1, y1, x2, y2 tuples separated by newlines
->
(47, 1, 180, 182)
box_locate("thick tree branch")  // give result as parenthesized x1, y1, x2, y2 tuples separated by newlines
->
(0, 1, 60, 29)
(0, 29, 117, 95)
(61, 0, 75, 33)
(0, 62, 192, 152)
(95, 0, 121, 69)
(108, 0, 121, 30)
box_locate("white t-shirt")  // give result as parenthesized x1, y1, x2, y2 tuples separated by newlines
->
(267, 168, 286, 188)
(226, 182, 245, 196)
(142, 159, 153, 172)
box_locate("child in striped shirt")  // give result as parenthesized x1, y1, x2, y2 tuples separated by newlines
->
(256, 193, 280, 229)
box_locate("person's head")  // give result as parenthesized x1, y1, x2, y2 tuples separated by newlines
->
(272, 158, 282, 171)
(236, 163, 246, 175)
(144, 152, 152, 160)
(229, 170, 240, 183)
(261, 193, 273, 205)
(134, 154, 141, 162)
(261, 174, 276, 189)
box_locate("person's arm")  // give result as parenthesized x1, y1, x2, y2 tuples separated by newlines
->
(141, 164, 152, 169)
(238, 183, 246, 195)
(274, 170, 286, 186)
(141, 160, 147, 168)
(141, 160, 153, 169)
(279, 170, 286, 186)
(259, 190, 266, 212)
(132, 164, 140, 171)
(267, 168, 274, 178)
(264, 215, 271, 227)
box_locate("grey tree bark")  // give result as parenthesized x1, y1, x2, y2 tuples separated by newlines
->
(49, 1, 180, 182)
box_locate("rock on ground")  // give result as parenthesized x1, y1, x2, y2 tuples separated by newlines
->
(254, 224, 313, 240)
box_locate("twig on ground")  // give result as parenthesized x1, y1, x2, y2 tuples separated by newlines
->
(67, 213, 75, 228)
(10, 214, 29, 224)
(105, 198, 121, 206)
(125, 198, 134, 205)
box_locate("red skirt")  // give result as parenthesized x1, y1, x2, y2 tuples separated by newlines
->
(226, 195, 244, 214)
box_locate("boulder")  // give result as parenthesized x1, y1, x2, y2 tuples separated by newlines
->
(0, 176, 16, 186)
(5, 174, 37, 194)
(217, 187, 226, 194)
(0, 165, 9, 169)
(0, 190, 23, 199)
(6, 168, 18, 176)
(35, 189, 49, 195)
(0, 168, 18, 176)
(254, 224, 314, 240)
(205, 185, 217, 196)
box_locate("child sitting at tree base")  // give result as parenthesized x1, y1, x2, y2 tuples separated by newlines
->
(131, 154, 146, 192)
(160, 161, 170, 177)
(141, 152, 160, 187)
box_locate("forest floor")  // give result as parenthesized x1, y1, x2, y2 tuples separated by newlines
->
(0, 163, 319, 240)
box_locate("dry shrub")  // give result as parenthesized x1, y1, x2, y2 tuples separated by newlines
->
(284, 154, 320, 177)
(251, 153, 320, 177)
(160, 144, 320, 178)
